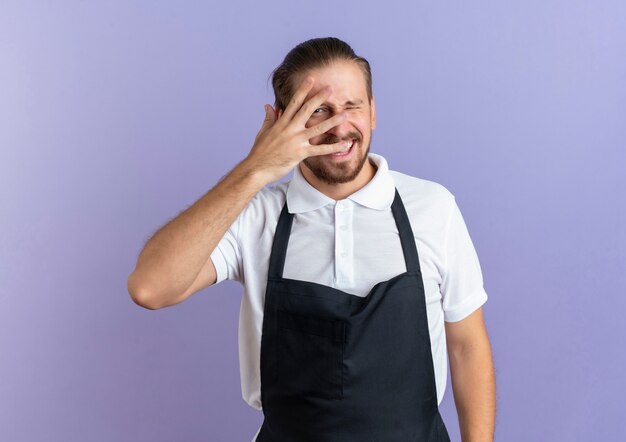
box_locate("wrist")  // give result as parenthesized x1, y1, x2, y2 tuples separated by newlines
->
(235, 157, 272, 189)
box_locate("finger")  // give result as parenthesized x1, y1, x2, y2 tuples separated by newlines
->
(303, 112, 347, 139)
(292, 85, 333, 126)
(255, 105, 275, 140)
(305, 139, 354, 158)
(262, 104, 276, 127)
(280, 76, 315, 122)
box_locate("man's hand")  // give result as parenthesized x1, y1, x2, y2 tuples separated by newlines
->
(245, 77, 353, 184)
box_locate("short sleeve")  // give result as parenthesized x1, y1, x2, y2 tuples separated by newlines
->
(440, 197, 488, 322)
(209, 215, 243, 284)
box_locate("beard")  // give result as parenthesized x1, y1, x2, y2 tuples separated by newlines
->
(303, 131, 371, 185)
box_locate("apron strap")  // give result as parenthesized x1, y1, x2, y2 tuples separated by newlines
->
(390, 188, 422, 274)
(267, 188, 422, 279)
(267, 202, 294, 279)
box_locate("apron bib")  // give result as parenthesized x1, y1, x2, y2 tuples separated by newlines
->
(257, 188, 450, 441)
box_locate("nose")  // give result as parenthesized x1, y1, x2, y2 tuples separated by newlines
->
(327, 116, 353, 140)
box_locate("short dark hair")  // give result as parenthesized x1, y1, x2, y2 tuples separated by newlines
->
(270, 37, 373, 111)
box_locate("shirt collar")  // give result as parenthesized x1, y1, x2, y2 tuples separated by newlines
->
(286, 153, 396, 214)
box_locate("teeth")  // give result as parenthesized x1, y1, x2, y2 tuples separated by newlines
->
(341, 140, 354, 152)
(332, 140, 355, 156)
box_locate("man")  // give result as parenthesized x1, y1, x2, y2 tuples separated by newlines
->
(128, 37, 496, 441)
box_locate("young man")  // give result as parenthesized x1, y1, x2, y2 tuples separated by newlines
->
(128, 37, 496, 442)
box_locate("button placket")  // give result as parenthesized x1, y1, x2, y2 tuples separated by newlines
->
(334, 200, 354, 286)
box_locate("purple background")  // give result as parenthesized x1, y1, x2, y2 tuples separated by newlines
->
(2, 1, 625, 441)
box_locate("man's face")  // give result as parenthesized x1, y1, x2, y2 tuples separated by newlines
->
(288, 60, 376, 185)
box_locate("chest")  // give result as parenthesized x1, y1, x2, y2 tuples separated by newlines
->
(280, 205, 443, 298)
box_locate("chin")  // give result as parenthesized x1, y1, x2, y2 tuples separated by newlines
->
(305, 144, 370, 185)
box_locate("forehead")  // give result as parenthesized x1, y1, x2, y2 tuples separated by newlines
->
(298, 60, 368, 104)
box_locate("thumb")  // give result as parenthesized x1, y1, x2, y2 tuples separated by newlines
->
(254, 105, 276, 143)
(262, 104, 276, 126)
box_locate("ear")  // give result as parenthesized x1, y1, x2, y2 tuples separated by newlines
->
(370, 95, 376, 130)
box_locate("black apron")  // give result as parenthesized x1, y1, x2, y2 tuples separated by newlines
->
(256, 188, 451, 442)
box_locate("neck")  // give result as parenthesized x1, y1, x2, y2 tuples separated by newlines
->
(299, 158, 378, 201)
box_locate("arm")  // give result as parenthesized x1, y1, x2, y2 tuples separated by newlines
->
(445, 307, 496, 442)
(127, 159, 265, 310)
(127, 78, 352, 310)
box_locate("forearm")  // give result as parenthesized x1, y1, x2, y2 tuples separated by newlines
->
(448, 338, 496, 442)
(128, 158, 267, 307)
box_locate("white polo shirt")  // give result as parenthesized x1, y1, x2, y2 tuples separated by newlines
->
(210, 152, 488, 416)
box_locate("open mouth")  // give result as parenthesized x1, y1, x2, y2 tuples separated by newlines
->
(329, 139, 356, 158)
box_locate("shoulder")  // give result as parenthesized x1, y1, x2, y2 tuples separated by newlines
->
(234, 180, 288, 234)
(388, 170, 458, 244)
(389, 170, 455, 211)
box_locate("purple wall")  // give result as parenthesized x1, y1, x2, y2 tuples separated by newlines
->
(2, 1, 625, 440)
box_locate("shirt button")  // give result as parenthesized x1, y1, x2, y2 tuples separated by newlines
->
(341, 252, 348, 258)
(336, 203, 344, 212)
(340, 225, 348, 231)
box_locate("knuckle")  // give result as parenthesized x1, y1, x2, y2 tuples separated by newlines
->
(308, 124, 322, 136)
(300, 99, 314, 112)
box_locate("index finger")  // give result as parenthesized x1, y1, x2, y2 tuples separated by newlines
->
(280, 76, 315, 122)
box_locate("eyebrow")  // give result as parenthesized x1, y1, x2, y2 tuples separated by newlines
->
(322, 99, 364, 106)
